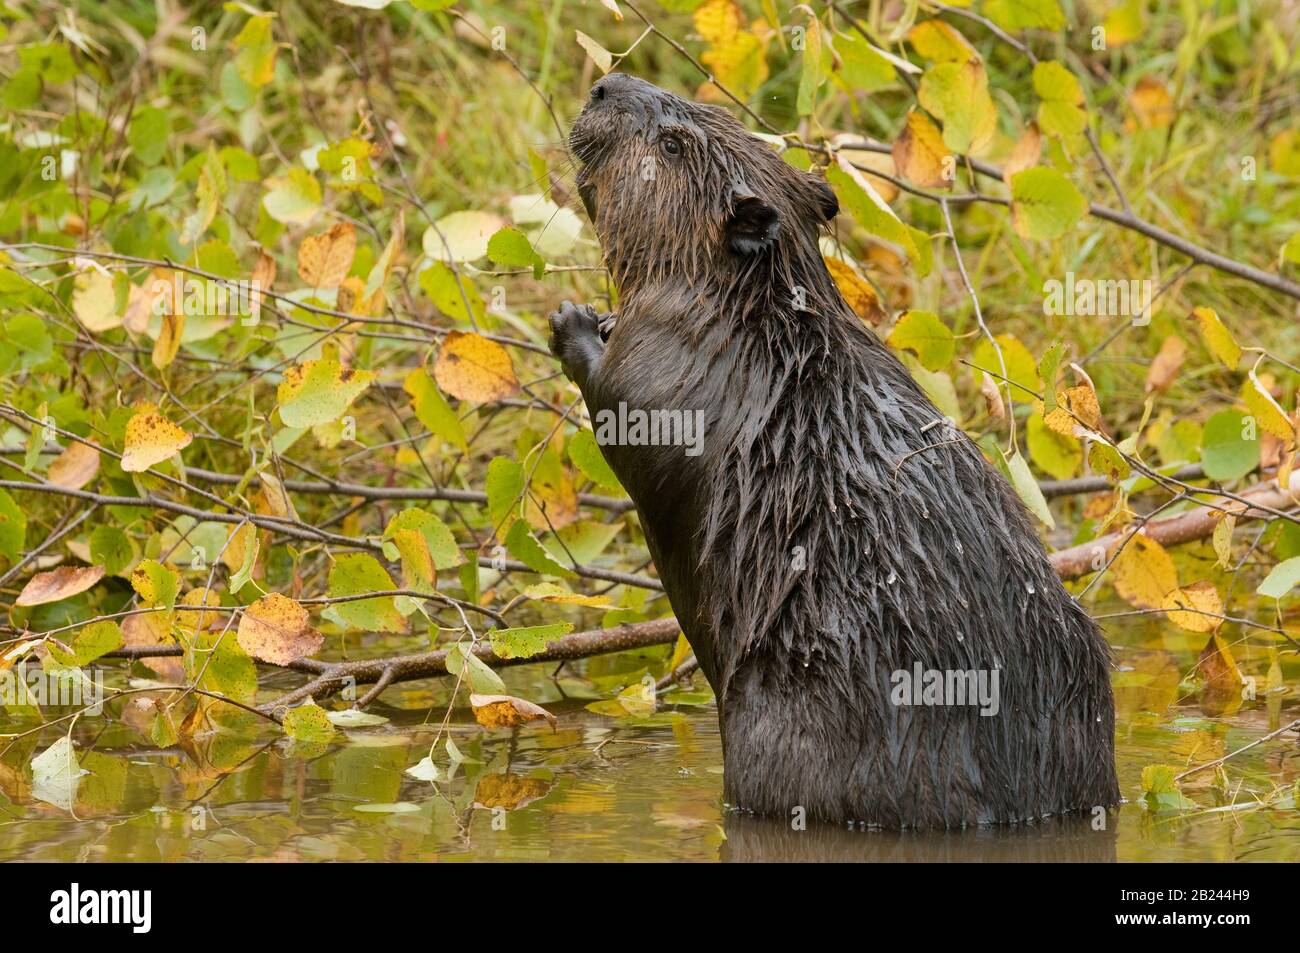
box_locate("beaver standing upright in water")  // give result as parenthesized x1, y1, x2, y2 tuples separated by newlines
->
(549, 73, 1119, 829)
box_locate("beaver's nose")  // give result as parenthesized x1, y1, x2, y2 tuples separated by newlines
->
(587, 73, 637, 108)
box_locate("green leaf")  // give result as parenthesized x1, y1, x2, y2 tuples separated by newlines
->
(50, 620, 123, 667)
(1200, 409, 1259, 481)
(1032, 61, 1086, 138)
(127, 106, 171, 165)
(383, 507, 462, 570)
(984, 0, 1065, 31)
(276, 343, 374, 428)
(826, 160, 921, 266)
(917, 59, 997, 154)
(1002, 448, 1055, 528)
(1088, 441, 1131, 482)
(403, 368, 468, 453)
(262, 167, 321, 225)
(90, 525, 133, 575)
(1027, 412, 1081, 480)
(485, 456, 524, 532)
(233, 12, 278, 87)
(445, 641, 507, 694)
(418, 261, 486, 326)
(1037, 340, 1067, 413)
(282, 702, 338, 742)
(1010, 167, 1087, 240)
(972, 333, 1042, 402)
(568, 429, 622, 490)
(325, 554, 407, 632)
(886, 310, 954, 371)
(1257, 557, 1300, 600)
(487, 226, 544, 277)
(504, 518, 574, 578)
(796, 14, 824, 116)
(489, 622, 574, 660)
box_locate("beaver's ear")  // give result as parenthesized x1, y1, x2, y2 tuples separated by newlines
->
(810, 176, 839, 222)
(726, 182, 780, 256)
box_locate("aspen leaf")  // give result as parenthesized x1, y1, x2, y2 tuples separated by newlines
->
(984, 0, 1064, 30)
(15, 565, 105, 606)
(1089, 441, 1131, 482)
(1212, 514, 1236, 568)
(523, 582, 612, 608)
(433, 330, 519, 403)
(1027, 412, 1081, 480)
(827, 158, 922, 267)
(972, 333, 1041, 402)
(469, 693, 557, 730)
(1193, 307, 1240, 368)
(575, 30, 612, 73)
(892, 109, 953, 188)
(906, 19, 978, 63)
(121, 411, 192, 472)
(421, 211, 506, 263)
(262, 168, 321, 225)
(325, 553, 407, 633)
(282, 702, 337, 742)
(1161, 580, 1223, 632)
(403, 368, 468, 453)
(693, 0, 740, 43)
(238, 592, 323, 665)
(568, 429, 621, 490)
(1010, 168, 1087, 240)
(130, 559, 179, 610)
(72, 269, 120, 333)
(489, 621, 574, 660)
(1002, 448, 1055, 528)
(1033, 61, 1087, 138)
(276, 343, 374, 428)
(917, 59, 997, 155)
(1003, 123, 1043, 184)
(824, 258, 886, 325)
(47, 441, 99, 490)
(1145, 335, 1187, 394)
(31, 737, 87, 811)
(1110, 534, 1178, 609)
(152, 308, 184, 369)
(49, 619, 123, 667)
(1200, 409, 1259, 481)
(297, 221, 356, 288)
(1257, 556, 1300, 600)
(1241, 373, 1294, 441)
(887, 310, 954, 371)
(1127, 78, 1174, 130)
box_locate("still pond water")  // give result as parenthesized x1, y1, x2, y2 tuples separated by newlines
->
(2, 606, 1297, 862)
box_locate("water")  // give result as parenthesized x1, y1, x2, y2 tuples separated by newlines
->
(2, 608, 1297, 862)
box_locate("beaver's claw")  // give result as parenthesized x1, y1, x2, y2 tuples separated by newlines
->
(548, 301, 606, 388)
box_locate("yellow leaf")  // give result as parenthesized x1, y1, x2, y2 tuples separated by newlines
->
(1193, 306, 1240, 368)
(1241, 372, 1294, 441)
(1161, 580, 1223, 633)
(120, 411, 192, 472)
(152, 309, 185, 369)
(72, 269, 120, 333)
(1002, 122, 1043, 185)
(1110, 534, 1178, 609)
(433, 331, 519, 403)
(1127, 77, 1174, 130)
(892, 109, 953, 188)
(297, 222, 356, 289)
(1044, 383, 1101, 435)
(694, 0, 741, 44)
(825, 257, 886, 325)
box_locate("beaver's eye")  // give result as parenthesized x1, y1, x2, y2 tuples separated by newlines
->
(660, 136, 683, 158)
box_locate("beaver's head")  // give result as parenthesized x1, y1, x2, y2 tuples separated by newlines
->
(570, 74, 838, 293)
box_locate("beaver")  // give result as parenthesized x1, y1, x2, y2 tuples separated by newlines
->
(549, 73, 1119, 829)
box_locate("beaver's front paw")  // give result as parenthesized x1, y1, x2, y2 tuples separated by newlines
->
(548, 300, 605, 387)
